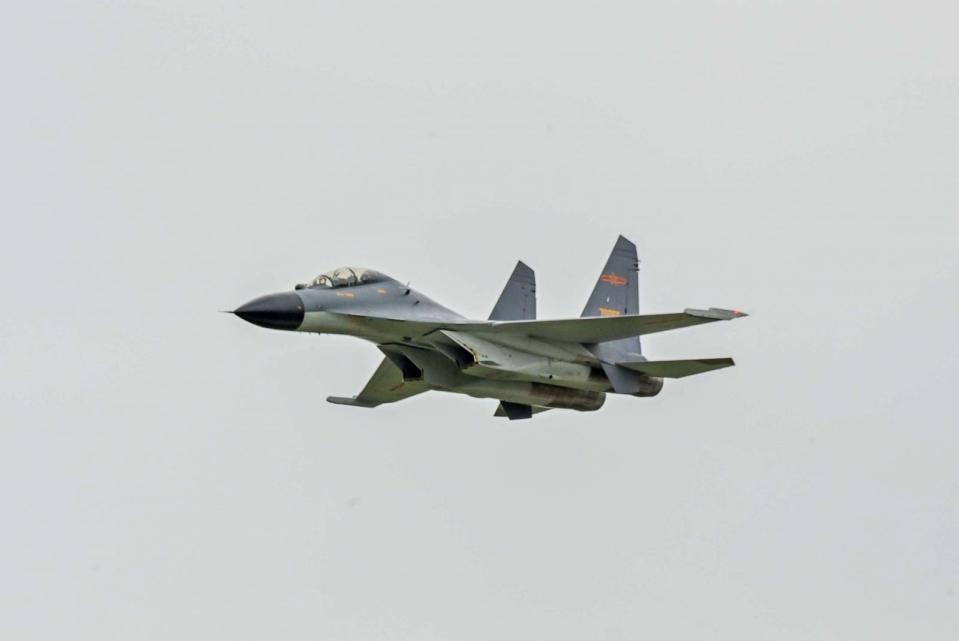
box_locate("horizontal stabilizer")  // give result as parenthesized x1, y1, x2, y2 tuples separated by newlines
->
(617, 357, 735, 379)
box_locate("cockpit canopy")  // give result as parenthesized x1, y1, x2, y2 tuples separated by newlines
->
(309, 267, 387, 289)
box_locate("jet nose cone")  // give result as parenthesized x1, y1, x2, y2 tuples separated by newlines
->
(234, 292, 305, 330)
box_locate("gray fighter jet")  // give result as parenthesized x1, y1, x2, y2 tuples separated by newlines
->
(231, 236, 746, 419)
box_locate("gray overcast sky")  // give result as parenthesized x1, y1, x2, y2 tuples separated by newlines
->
(2, 1, 957, 639)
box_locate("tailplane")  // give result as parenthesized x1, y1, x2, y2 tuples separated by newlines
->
(617, 357, 735, 379)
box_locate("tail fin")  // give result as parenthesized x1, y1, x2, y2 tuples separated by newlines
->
(583, 236, 644, 394)
(582, 235, 641, 352)
(489, 261, 536, 321)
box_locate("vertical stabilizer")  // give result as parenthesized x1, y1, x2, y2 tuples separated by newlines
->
(581, 235, 641, 351)
(489, 261, 536, 321)
(583, 236, 645, 394)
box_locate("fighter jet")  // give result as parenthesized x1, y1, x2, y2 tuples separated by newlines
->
(231, 236, 747, 419)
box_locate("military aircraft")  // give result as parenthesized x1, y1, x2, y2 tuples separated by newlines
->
(231, 236, 747, 419)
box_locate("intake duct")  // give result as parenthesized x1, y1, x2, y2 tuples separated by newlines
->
(379, 347, 423, 382)
(427, 333, 477, 369)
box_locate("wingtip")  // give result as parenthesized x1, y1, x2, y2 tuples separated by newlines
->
(714, 307, 749, 319)
(686, 307, 749, 320)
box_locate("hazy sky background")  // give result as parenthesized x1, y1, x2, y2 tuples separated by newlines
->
(2, 1, 957, 639)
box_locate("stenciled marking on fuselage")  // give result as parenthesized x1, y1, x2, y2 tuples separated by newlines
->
(377, 288, 387, 294)
(598, 307, 621, 316)
(336, 291, 355, 298)
(600, 273, 627, 285)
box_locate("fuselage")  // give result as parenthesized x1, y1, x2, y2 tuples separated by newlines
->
(234, 271, 621, 408)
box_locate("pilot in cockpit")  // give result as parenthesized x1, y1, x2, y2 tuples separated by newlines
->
(304, 267, 385, 289)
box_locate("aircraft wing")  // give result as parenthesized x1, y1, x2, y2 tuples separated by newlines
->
(483, 308, 747, 342)
(333, 308, 746, 344)
(326, 357, 429, 408)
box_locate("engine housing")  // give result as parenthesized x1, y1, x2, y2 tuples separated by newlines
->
(633, 375, 664, 397)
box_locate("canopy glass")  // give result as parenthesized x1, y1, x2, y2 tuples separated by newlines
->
(310, 267, 386, 288)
